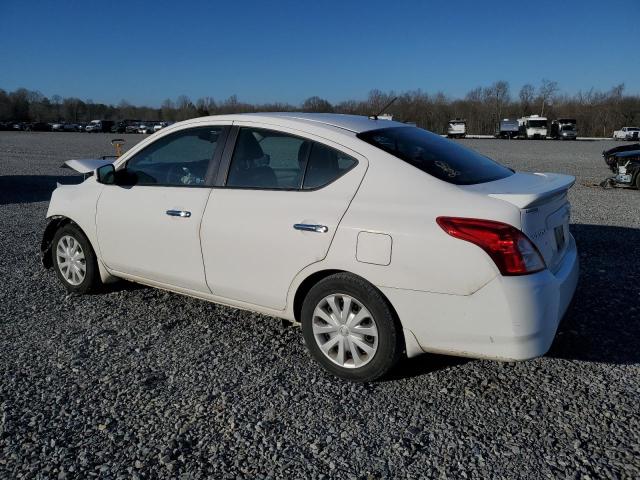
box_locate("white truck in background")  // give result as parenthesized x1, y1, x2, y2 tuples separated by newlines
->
(613, 127, 640, 141)
(518, 115, 548, 139)
(447, 119, 466, 138)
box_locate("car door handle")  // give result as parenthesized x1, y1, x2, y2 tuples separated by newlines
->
(294, 223, 328, 233)
(166, 210, 191, 218)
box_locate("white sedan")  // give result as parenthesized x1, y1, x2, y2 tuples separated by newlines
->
(42, 113, 579, 381)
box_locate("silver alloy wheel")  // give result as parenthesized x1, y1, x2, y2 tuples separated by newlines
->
(312, 294, 379, 369)
(56, 235, 86, 286)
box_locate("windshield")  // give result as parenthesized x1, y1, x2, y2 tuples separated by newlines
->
(628, 128, 640, 132)
(357, 126, 513, 185)
(561, 125, 576, 131)
(528, 120, 547, 128)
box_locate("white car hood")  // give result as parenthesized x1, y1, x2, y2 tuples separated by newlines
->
(63, 158, 114, 174)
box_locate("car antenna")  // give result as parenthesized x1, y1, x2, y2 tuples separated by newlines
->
(369, 97, 398, 120)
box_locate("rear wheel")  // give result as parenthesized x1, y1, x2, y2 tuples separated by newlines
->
(301, 273, 403, 382)
(52, 224, 101, 294)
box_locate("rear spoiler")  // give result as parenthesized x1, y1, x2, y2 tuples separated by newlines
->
(62, 156, 116, 174)
(462, 172, 575, 209)
(488, 173, 575, 209)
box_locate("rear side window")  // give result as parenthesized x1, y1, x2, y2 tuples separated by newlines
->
(303, 142, 357, 189)
(357, 126, 513, 185)
(226, 127, 358, 190)
(226, 128, 307, 189)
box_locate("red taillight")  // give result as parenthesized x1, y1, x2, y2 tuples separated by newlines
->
(436, 217, 546, 276)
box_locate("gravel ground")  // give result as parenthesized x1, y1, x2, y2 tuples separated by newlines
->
(1, 132, 639, 479)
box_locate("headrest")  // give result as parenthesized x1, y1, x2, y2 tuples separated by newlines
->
(235, 130, 265, 167)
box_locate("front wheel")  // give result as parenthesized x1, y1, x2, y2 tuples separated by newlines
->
(301, 273, 403, 382)
(51, 224, 101, 294)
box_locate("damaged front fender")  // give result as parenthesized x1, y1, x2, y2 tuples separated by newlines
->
(41, 216, 70, 268)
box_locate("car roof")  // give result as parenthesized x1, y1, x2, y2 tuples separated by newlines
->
(190, 112, 410, 134)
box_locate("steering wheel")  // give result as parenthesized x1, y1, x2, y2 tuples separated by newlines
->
(166, 165, 190, 185)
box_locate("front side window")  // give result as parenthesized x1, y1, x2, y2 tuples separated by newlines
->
(126, 127, 223, 186)
(357, 126, 513, 185)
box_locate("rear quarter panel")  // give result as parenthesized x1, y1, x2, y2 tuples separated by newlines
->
(286, 145, 522, 313)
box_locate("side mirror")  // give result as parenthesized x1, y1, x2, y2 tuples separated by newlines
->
(96, 164, 115, 185)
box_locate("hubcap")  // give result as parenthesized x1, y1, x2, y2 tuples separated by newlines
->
(56, 235, 86, 286)
(312, 294, 379, 369)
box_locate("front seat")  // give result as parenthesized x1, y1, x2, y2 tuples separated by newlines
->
(227, 130, 278, 188)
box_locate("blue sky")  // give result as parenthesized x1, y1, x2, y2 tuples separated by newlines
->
(1, 0, 638, 106)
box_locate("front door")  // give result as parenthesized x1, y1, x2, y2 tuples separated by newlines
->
(96, 125, 226, 292)
(200, 125, 367, 309)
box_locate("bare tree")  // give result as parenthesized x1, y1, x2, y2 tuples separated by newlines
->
(51, 94, 62, 121)
(539, 79, 559, 116)
(519, 84, 535, 116)
(196, 96, 216, 116)
(301, 96, 334, 113)
(492, 81, 510, 127)
(2, 83, 640, 137)
(86, 99, 94, 120)
(161, 98, 175, 121)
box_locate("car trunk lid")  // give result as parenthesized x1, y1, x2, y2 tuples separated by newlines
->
(462, 172, 575, 272)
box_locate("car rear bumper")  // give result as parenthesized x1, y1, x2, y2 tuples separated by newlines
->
(384, 233, 579, 361)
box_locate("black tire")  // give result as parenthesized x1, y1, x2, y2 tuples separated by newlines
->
(51, 224, 101, 294)
(635, 173, 640, 190)
(301, 273, 403, 382)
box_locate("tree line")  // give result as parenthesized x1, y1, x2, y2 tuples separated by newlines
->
(1, 80, 639, 137)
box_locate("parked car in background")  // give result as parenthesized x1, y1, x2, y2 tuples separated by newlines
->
(613, 127, 640, 141)
(447, 119, 466, 138)
(137, 123, 155, 134)
(153, 122, 168, 132)
(111, 120, 142, 134)
(111, 122, 127, 134)
(85, 120, 115, 133)
(41, 113, 579, 381)
(61, 123, 79, 132)
(24, 122, 52, 132)
(550, 118, 577, 140)
(85, 122, 101, 133)
(51, 122, 65, 132)
(518, 115, 548, 139)
(125, 123, 140, 134)
(497, 118, 519, 139)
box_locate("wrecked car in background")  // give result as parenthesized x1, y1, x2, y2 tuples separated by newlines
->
(601, 143, 640, 189)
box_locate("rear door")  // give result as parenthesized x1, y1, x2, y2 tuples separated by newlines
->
(96, 124, 228, 292)
(200, 124, 367, 310)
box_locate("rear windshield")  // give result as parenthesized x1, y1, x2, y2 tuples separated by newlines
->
(357, 126, 513, 185)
